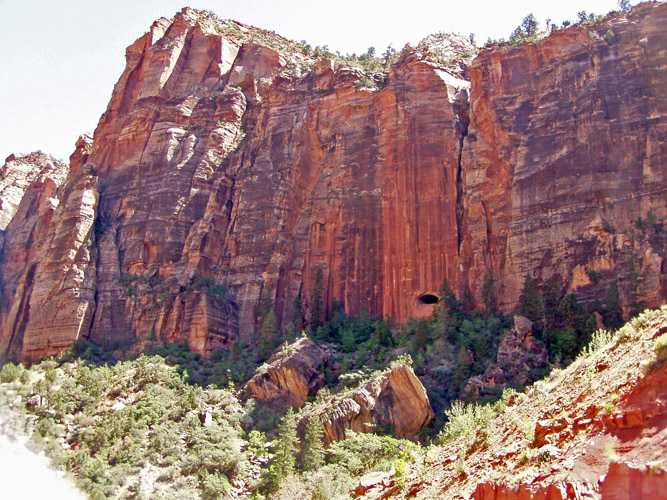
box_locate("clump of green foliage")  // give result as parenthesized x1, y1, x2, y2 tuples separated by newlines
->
(438, 388, 515, 446)
(0, 355, 250, 499)
(186, 271, 230, 301)
(581, 329, 613, 356)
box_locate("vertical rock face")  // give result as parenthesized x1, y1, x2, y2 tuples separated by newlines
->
(1, 166, 98, 361)
(1, 4, 666, 361)
(459, 3, 667, 309)
(0, 152, 71, 360)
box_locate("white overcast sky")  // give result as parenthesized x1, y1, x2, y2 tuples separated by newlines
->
(0, 0, 632, 163)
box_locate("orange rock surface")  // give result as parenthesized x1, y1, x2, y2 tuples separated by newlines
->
(459, 3, 667, 310)
(0, 4, 666, 360)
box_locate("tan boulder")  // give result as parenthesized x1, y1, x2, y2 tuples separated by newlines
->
(245, 338, 331, 408)
(302, 363, 434, 444)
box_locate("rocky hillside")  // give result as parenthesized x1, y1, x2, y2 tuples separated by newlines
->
(355, 305, 667, 500)
(0, 3, 666, 363)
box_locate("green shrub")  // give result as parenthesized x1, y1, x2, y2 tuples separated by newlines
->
(653, 332, 667, 368)
(0, 362, 22, 383)
(201, 472, 231, 499)
(326, 432, 409, 475)
(438, 400, 494, 445)
(581, 329, 613, 357)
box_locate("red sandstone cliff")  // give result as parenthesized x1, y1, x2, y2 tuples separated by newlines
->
(459, 4, 667, 310)
(0, 4, 665, 361)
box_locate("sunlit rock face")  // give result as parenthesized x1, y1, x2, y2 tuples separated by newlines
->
(1, 3, 665, 361)
(244, 338, 331, 408)
(458, 2, 667, 310)
(298, 364, 435, 445)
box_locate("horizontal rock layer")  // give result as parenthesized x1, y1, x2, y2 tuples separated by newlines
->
(1, 3, 666, 360)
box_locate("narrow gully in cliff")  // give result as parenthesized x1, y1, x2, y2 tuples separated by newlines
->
(453, 89, 469, 256)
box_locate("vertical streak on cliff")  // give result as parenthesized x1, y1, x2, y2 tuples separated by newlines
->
(453, 88, 470, 259)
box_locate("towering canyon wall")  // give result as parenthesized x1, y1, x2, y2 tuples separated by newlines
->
(1, 3, 665, 361)
(459, 5, 667, 310)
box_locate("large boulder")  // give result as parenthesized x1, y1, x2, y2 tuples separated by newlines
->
(244, 338, 330, 408)
(301, 363, 434, 444)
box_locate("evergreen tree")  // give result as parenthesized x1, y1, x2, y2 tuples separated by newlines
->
(292, 293, 302, 329)
(257, 290, 274, 319)
(231, 338, 242, 363)
(560, 293, 583, 330)
(453, 345, 472, 396)
(553, 327, 577, 360)
(375, 320, 394, 347)
(517, 274, 542, 323)
(287, 293, 303, 339)
(588, 298, 603, 315)
(521, 13, 538, 36)
(413, 319, 431, 351)
(259, 308, 279, 360)
(541, 277, 563, 329)
(301, 416, 326, 472)
(604, 281, 624, 330)
(461, 285, 474, 312)
(438, 277, 459, 318)
(580, 314, 598, 349)
(481, 268, 498, 313)
(269, 407, 299, 489)
(310, 269, 324, 332)
(341, 327, 356, 353)
(626, 257, 645, 318)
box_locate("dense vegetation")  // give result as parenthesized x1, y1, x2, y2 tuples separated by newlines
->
(0, 292, 663, 499)
(0, 354, 416, 499)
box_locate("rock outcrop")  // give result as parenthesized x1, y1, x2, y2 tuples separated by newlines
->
(301, 364, 434, 444)
(1, 4, 666, 361)
(356, 306, 667, 500)
(0, 152, 71, 360)
(458, 3, 667, 310)
(466, 316, 549, 396)
(244, 337, 330, 407)
(0, 153, 68, 230)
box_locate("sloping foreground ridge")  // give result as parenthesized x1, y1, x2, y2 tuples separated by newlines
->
(354, 306, 667, 500)
(0, 3, 666, 361)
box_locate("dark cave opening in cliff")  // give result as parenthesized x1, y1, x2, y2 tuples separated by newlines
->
(416, 293, 439, 305)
